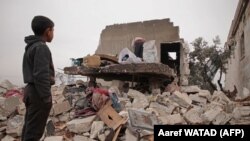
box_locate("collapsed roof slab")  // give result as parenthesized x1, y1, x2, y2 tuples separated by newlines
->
(64, 63, 176, 82)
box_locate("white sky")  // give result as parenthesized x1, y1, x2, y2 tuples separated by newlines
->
(0, 0, 238, 85)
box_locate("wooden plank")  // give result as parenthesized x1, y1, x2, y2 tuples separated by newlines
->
(97, 101, 126, 130)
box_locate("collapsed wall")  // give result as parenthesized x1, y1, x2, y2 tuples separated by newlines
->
(95, 19, 190, 85)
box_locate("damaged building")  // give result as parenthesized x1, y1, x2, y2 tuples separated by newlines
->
(225, 0, 250, 99)
(95, 18, 190, 86)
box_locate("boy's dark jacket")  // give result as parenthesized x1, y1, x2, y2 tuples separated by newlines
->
(23, 35, 55, 99)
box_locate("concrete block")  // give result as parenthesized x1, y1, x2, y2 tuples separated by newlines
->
(149, 102, 173, 116)
(58, 112, 70, 122)
(180, 85, 200, 93)
(90, 121, 104, 139)
(52, 100, 71, 116)
(4, 96, 21, 116)
(127, 89, 149, 109)
(169, 91, 192, 108)
(212, 111, 232, 125)
(125, 129, 137, 141)
(1, 135, 16, 141)
(66, 115, 96, 133)
(44, 136, 63, 141)
(17, 102, 26, 115)
(201, 107, 222, 123)
(198, 90, 211, 101)
(232, 106, 250, 119)
(6, 115, 24, 137)
(189, 94, 207, 105)
(184, 107, 203, 124)
(159, 114, 186, 125)
(73, 135, 92, 141)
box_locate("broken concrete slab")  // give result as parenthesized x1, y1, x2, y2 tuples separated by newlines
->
(90, 121, 104, 139)
(66, 115, 96, 134)
(52, 85, 66, 95)
(127, 89, 149, 109)
(83, 132, 90, 137)
(125, 129, 137, 141)
(0, 80, 15, 90)
(128, 109, 159, 130)
(189, 94, 207, 105)
(149, 102, 172, 116)
(229, 117, 250, 125)
(198, 90, 211, 101)
(212, 111, 232, 125)
(1, 135, 16, 141)
(180, 85, 200, 94)
(232, 106, 250, 120)
(239, 87, 250, 100)
(58, 112, 70, 122)
(0, 97, 6, 106)
(212, 91, 232, 105)
(17, 102, 26, 115)
(201, 107, 222, 123)
(6, 115, 24, 137)
(183, 107, 203, 124)
(155, 96, 177, 115)
(165, 82, 180, 93)
(158, 114, 186, 125)
(4, 96, 21, 116)
(52, 100, 71, 116)
(169, 91, 192, 108)
(74, 135, 93, 141)
(44, 136, 63, 141)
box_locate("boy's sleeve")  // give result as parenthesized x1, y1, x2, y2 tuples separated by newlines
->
(33, 45, 51, 99)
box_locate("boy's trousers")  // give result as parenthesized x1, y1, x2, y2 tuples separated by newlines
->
(21, 84, 52, 141)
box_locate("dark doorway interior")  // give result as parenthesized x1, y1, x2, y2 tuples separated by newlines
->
(161, 42, 181, 76)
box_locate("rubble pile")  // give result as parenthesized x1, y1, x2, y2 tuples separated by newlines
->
(0, 79, 250, 141)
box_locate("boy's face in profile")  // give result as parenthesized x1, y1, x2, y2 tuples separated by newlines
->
(46, 27, 54, 42)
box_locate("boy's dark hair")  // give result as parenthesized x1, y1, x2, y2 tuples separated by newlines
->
(31, 16, 54, 36)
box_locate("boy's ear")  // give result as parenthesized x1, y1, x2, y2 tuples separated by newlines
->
(44, 28, 50, 36)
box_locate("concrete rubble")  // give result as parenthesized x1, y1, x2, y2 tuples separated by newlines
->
(0, 79, 250, 141)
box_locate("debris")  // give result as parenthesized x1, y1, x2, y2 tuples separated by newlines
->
(198, 90, 211, 101)
(183, 107, 203, 124)
(6, 115, 24, 137)
(125, 129, 137, 141)
(158, 113, 186, 125)
(97, 101, 126, 130)
(189, 94, 207, 105)
(83, 55, 101, 68)
(149, 102, 172, 116)
(4, 96, 21, 116)
(128, 109, 159, 130)
(90, 121, 104, 139)
(73, 135, 92, 141)
(1, 135, 16, 141)
(52, 100, 71, 116)
(44, 136, 63, 141)
(201, 106, 222, 123)
(66, 115, 96, 134)
(127, 89, 149, 109)
(212, 111, 232, 125)
(169, 91, 192, 108)
(180, 85, 200, 94)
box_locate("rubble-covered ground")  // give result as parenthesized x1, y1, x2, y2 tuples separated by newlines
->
(0, 79, 250, 141)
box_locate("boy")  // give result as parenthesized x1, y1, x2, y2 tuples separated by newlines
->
(22, 15, 55, 141)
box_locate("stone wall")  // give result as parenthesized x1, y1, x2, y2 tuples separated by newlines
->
(95, 19, 190, 85)
(95, 19, 179, 59)
(225, 1, 250, 98)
